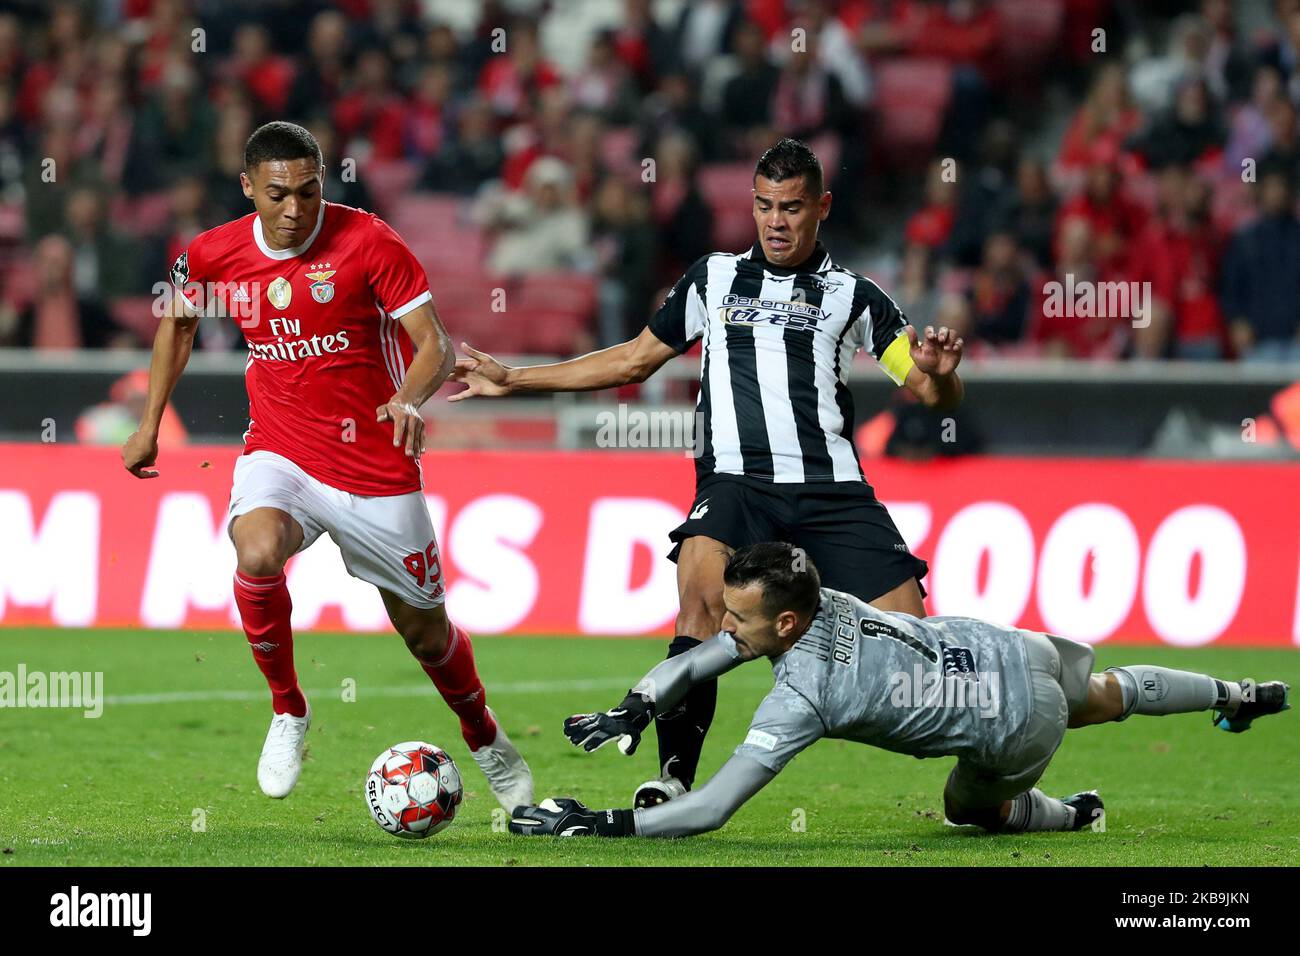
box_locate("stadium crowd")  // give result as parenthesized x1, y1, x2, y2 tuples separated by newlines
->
(0, 0, 1299, 362)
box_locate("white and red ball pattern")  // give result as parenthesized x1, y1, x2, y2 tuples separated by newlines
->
(365, 741, 463, 839)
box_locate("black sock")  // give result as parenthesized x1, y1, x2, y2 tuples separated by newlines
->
(654, 636, 717, 789)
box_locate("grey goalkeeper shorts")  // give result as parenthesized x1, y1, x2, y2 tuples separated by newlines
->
(946, 631, 1096, 809)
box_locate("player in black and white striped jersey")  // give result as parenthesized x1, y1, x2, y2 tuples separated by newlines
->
(450, 138, 965, 807)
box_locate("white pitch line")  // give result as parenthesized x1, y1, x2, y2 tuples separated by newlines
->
(102, 676, 635, 707)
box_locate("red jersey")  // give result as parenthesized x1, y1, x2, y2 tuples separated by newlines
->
(171, 202, 431, 496)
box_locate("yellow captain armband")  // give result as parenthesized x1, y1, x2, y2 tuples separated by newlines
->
(877, 330, 914, 385)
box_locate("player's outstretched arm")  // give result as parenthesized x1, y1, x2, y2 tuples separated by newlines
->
(448, 325, 678, 400)
(562, 636, 745, 755)
(376, 301, 455, 457)
(508, 755, 776, 838)
(122, 290, 200, 479)
(902, 325, 965, 411)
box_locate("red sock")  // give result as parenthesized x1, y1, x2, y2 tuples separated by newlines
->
(233, 571, 306, 717)
(418, 621, 498, 751)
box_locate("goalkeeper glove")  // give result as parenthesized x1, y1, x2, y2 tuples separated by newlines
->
(563, 690, 654, 755)
(508, 798, 635, 837)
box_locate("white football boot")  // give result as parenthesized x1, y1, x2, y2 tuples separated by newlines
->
(634, 756, 689, 808)
(257, 702, 311, 799)
(633, 775, 688, 808)
(470, 708, 534, 812)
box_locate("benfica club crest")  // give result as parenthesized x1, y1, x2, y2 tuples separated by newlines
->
(306, 263, 336, 304)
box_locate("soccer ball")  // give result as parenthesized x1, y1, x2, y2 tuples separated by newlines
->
(365, 741, 463, 839)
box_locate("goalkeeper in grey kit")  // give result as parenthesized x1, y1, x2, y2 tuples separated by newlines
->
(510, 542, 1290, 839)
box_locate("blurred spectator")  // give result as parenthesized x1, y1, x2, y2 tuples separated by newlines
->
(1056, 63, 1141, 178)
(1221, 164, 1300, 361)
(75, 368, 188, 447)
(0, 81, 26, 203)
(905, 159, 957, 251)
(721, 21, 779, 156)
(570, 30, 638, 124)
(946, 119, 1018, 268)
(306, 117, 374, 213)
(333, 48, 406, 162)
(968, 230, 1031, 346)
(420, 95, 503, 195)
(1201, 0, 1251, 103)
(591, 175, 655, 346)
(1054, 145, 1146, 275)
(770, 0, 871, 109)
(638, 68, 716, 162)
(995, 156, 1057, 271)
(770, 29, 852, 144)
(1127, 76, 1225, 170)
(0, 234, 124, 349)
(205, 98, 255, 223)
(614, 0, 677, 93)
(477, 18, 562, 125)
(1223, 64, 1284, 174)
(406, 62, 454, 161)
(481, 157, 590, 275)
(674, 0, 743, 72)
(286, 11, 352, 121)
(1035, 216, 1125, 359)
(649, 131, 713, 279)
(126, 60, 216, 193)
(1130, 12, 1212, 114)
(222, 24, 295, 117)
(1261, 95, 1300, 181)
(1127, 165, 1226, 359)
(63, 186, 138, 304)
(894, 241, 942, 332)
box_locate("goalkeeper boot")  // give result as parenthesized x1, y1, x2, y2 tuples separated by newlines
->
(471, 708, 534, 812)
(1061, 790, 1105, 831)
(634, 774, 688, 808)
(257, 701, 311, 799)
(1213, 679, 1291, 733)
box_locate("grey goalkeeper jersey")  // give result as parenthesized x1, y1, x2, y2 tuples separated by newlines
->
(731, 588, 1036, 774)
(633, 588, 1037, 837)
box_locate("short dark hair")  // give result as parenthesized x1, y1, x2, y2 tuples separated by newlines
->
(754, 138, 823, 196)
(244, 121, 323, 172)
(724, 542, 822, 619)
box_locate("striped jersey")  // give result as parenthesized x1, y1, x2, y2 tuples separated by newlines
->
(648, 241, 914, 483)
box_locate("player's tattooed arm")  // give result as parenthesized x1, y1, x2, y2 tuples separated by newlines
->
(902, 325, 965, 411)
(122, 290, 199, 479)
(449, 325, 678, 399)
(377, 301, 454, 457)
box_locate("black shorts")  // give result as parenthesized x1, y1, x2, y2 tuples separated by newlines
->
(667, 474, 928, 603)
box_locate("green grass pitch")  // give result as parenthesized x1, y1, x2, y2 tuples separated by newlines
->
(1, 628, 1296, 866)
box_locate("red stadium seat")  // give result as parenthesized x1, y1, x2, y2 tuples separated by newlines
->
(519, 307, 590, 355)
(387, 192, 464, 243)
(513, 272, 598, 317)
(364, 160, 421, 217)
(698, 163, 758, 249)
(698, 163, 754, 213)
(110, 296, 162, 340)
(713, 206, 756, 252)
(995, 0, 1064, 81)
(872, 58, 953, 168)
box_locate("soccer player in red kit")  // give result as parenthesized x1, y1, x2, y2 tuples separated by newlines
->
(121, 121, 533, 811)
